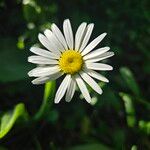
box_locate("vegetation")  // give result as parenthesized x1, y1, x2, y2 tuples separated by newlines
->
(0, 0, 149, 149)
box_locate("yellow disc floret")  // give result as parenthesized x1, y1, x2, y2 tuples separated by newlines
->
(59, 50, 83, 75)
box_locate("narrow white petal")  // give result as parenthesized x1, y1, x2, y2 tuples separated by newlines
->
(86, 52, 114, 63)
(75, 74, 91, 103)
(83, 47, 110, 60)
(38, 33, 60, 56)
(84, 68, 109, 82)
(54, 74, 71, 103)
(65, 78, 76, 102)
(51, 23, 68, 50)
(79, 23, 94, 52)
(32, 72, 63, 85)
(30, 47, 59, 59)
(32, 76, 51, 85)
(80, 71, 102, 94)
(38, 34, 53, 51)
(81, 33, 107, 56)
(44, 29, 65, 52)
(63, 19, 74, 49)
(85, 62, 113, 71)
(28, 55, 58, 65)
(75, 22, 87, 50)
(28, 66, 60, 77)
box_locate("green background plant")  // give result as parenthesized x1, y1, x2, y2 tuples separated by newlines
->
(0, 0, 149, 149)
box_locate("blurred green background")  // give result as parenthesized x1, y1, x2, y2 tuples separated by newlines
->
(0, 0, 149, 149)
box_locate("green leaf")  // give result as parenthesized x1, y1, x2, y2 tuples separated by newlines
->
(68, 143, 111, 150)
(143, 60, 150, 74)
(97, 86, 121, 111)
(0, 146, 8, 150)
(46, 109, 59, 123)
(0, 103, 28, 139)
(120, 67, 141, 96)
(80, 116, 91, 135)
(131, 145, 137, 150)
(112, 129, 125, 149)
(0, 38, 33, 82)
(120, 92, 136, 127)
(23, 1, 41, 22)
(139, 120, 150, 135)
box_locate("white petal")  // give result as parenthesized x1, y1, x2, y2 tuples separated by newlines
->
(85, 52, 114, 63)
(32, 72, 63, 85)
(38, 34, 53, 51)
(75, 22, 87, 50)
(79, 71, 102, 94)
(63, 19, 74, 49)
(84, 68, 109, 82)
(75, 74, 91, 103)
(32, 76, 51, 85)
(54, 74, 71, 103)
(51, 23, 68, 50)
(83, 47, 110, 60)
(28, 66, 60, 77)
(85, 62, 113, 71)
(79, 23, 94, 52)
(28, 55, 58, 65)
(65, 78, 76, 102)
(30, 47, 59, 59)
(81, 33, 107, 56)
(44, 29, 65, 52)
(38, 33, 60, 56)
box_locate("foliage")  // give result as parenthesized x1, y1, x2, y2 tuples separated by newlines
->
(0, 0, 149, 149)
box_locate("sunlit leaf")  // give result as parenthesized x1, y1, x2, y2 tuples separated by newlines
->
(131, 145, 137, 150)
(0, 103, 28, 139)
(17, 36, 25, 49)
(120, 92, 136, 127)
(139, 120, 150, 135)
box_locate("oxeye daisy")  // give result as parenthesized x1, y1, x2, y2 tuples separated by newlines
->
(28, 19, 114, 103)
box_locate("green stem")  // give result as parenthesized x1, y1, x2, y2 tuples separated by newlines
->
(33, 81, 56, 121)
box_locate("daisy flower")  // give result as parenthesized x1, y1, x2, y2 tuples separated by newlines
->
(28, 19, 114, 103)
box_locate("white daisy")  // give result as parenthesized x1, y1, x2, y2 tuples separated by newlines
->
(28, 19, 114, 103)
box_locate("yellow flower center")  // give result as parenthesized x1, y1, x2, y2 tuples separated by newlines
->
(59, 50, 83, 75)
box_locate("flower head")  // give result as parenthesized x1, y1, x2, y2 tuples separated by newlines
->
(28, 19, 114, 103)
